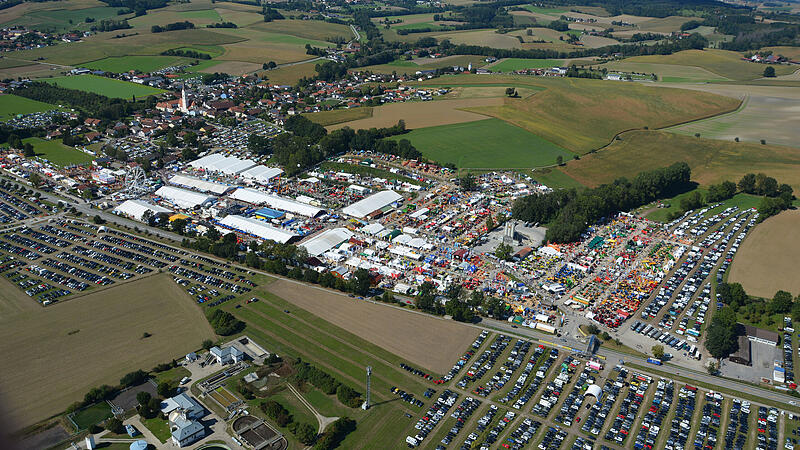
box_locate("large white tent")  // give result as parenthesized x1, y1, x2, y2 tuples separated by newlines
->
(218, 215, 297, 243)
(240, 165, 283, 183)
(169, 174, 232, 195)
(155, 186, 216, 209)
(230, 188, 324, 217)
(341, 190, 403, 218)
(113, 199, 172, 222)
(300, 228, 353, 257)
(189, 154, 257, 175)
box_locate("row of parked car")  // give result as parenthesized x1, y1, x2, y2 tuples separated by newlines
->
(512, 348, 558, 411)
(605, 373, 651, 445)
(633, 378, 673, 450)
(56, 252, 134, 280)
(538, 425, 567, 450)
(442, 331, 489, 383)
(665, 385, 697, 450)
(501, 417, 540, 449)
(390, 386, 424, 407)
(458, 335, 511, 389)
(407, 389, 458, 448)
(41, 258, 114, 285)
(475, 339, 531, 398)
(533, 356, 579, 418)
(695, 391, 723, 449)
(499, 345, 547, 405)
(400, 363, 435, 382)
(438, 396, 481, 446)
(583, 368, 626, 437)
(26, 264, 89, 291)
(725, 398, 750, 450)
(757, 405, 779, 450)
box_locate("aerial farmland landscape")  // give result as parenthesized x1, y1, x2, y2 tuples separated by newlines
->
(1, 0, 800, 449)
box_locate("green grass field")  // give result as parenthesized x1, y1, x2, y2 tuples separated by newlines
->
(304, 108, 373, 126)
(71, 402, 112, 430)
(528, 167, 584, 190)
(22, 137, 95, 167)
(142, 417, 171, 443)
(0, 94, 58, 120)
(82, 56, 191, 73)
(522, 5, 568, 15)
(3, 6, 124, 33)
(392, 118, 574, 169)
(44, 75, 164, 98)
(489, 58, 564, 72)
(81, 56, 192, 73)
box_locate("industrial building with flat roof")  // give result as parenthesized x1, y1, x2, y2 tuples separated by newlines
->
(341, 190, 403, 219)
(113, 199, 172, 222)
(229, 188, 324, 217)
(155, 186, 216, 209)
(218, 215, 298, 244)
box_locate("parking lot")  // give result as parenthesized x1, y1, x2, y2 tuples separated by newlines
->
(0, 219, 255, 306)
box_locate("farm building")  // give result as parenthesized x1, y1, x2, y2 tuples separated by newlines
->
(189, 153, 257, 175)
(229, 188, 324, 217)
(168, 174, 233, 195)
(155, 186, 216, 209)
(240, 165, 283, 183)
(300, 227, 354, 257)
(113, 199, 172, 222)
(743, 324, 779, 346)
(730, 335, 751, 366)
(341, 190, 403, 219)
(218, 215, 298, 244)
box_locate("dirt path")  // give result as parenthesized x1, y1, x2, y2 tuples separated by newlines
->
(286, 382, 339, 433)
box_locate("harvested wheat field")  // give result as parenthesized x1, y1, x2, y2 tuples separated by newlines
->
(0, 273, 213, 430)
(728, 210, 800, 298)
(266, 279, 479, 374)
(327, 97, 500, 131)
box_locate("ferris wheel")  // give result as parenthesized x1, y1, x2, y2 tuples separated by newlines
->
(123, 166, 148, 197)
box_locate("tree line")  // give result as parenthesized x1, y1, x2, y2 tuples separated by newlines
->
(513, 162, 692, 243)
(151, 20, 195, 33)
(294, 358, 363, 407)
(13, 82, 157, 121)
(161, 48, 212, 59)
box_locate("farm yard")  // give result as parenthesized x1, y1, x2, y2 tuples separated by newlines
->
(0, 273, 213, 429)
(596, 60, 730, 83)
(44, 75, 164, 99)
(390, 118, 573, 169)
(729, 210, 800, 298)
